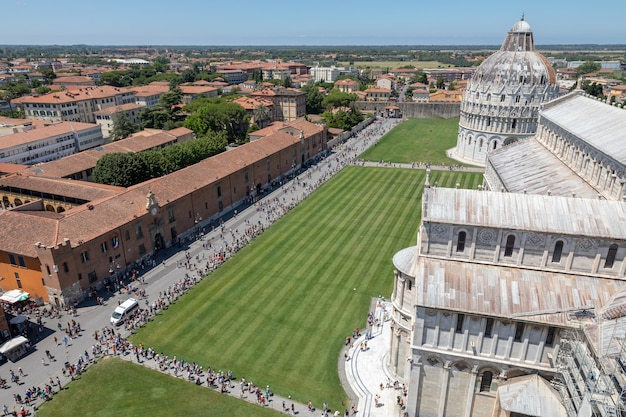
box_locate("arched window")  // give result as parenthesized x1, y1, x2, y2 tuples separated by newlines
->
(552, 241, 564, 263)
(500, 95, 506, 102)
(511, 119, 517, 129)
(456, 231, 467, 252)
(605, 244, 618, 268)
(493, 141, 498, 150)
(480, 371, 493, 392)
(504, 235, 515, 257)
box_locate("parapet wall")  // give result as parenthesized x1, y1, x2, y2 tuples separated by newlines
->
(354, 101, 460, 119)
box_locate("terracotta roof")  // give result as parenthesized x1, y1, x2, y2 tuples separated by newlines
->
(16, 86, 132, 105)
(94, 103, 145, 115)
(0, 174, 122, 202)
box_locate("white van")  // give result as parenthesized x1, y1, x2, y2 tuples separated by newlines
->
(110, 298, 139, 326)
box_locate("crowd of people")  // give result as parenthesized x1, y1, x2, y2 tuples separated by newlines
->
(3, 117, 401, 416)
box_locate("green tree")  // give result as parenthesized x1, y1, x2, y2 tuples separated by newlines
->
(159, 86, 183, 109)
(282, 75, 292, 88)
(180, 69, 196, 83)
(152, 56, 170, 73)
(436, 77, 445, 89)
(322, 89, 358, 110)
(576, 61, 601, 76)
(93, 153, 150, 187)
(301, 84, 324, 114)
(253, 104, 271, 127)
(183, 102, 250, 144)
(110, 112, 139, 141)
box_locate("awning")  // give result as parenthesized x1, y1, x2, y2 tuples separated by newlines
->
(0, 290, 29, 304)
(0, 336, 28, 354)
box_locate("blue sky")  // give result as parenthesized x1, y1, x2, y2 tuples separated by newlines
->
(1, 0, 625, 45)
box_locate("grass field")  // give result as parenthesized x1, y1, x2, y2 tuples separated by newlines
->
(360, 118, 472, 166)
(38, 167, 483, 416)
(37, 358, 282, 417)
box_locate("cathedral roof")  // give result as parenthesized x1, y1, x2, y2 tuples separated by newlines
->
(422, 187, 626, 240)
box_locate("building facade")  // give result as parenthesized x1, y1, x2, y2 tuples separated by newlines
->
(0, 119, 326, 307)
(453, 18, 560, 166)
(390, 90, 626, 417)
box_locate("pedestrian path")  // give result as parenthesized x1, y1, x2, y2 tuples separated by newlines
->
(344, 301, 406, 417)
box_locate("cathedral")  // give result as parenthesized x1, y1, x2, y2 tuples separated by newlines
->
(453, 17, 560, 166)
(389, 18, 626, 417)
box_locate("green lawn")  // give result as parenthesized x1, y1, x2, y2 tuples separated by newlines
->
(37, 358, 282, 417)
(360, 118, 475, 166)
(127, 167, 483, 411)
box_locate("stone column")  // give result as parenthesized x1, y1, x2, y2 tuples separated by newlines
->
(463, 369, 478, 417)
(406, 358, 422, 417)
(437, 362, 452, 417)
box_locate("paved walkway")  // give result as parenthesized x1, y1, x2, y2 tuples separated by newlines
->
(2, 117, 407, 416)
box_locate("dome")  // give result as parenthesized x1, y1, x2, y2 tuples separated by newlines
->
(510, 19, 532, 33)
(470, 17, 556, 86)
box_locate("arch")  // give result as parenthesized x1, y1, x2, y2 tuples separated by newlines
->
(452, 360, 472, 372)
(552, 240, 564, 263)
(486, 94, 491, 101)
(1, 196, 8, 208)
(45, 204, 56, 212)
(57, 206, 65, 213)
(13, 198, 23, 206)
(424, 355, 444, 368)
(456, 231, 467, 253)
(605, 244, 618, 269)
(504, 234, 516, 257)
(503, 137, 518, 146)
(492, 140, 498, 150)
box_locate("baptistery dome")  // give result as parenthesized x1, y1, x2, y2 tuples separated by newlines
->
(453, 17, 560, 166)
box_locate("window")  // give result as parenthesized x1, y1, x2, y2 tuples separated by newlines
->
(605, 244, 618, 269)
(125, 230, 131, 241)
(14, 272, 21, 288)
(504, 235, 515, 257)
(511, 119, 517, 129)
(18, 256, 25, 268)
(456, 314, 465, 333)
(546, 326, 556, 346)
(80, 251, 89, 263)
(101, 241, 108, 253)
(63, 262, 69, 273)
(407, 279, 412, 291)
(46, 264, 51, 275)
(88, 271, 98, 284)
(485, 318, 494, 337)
(167, 207, 175, 223)
(216, 184, 222, 198)
(500, 95, 505, 102)
(8, 254, 17, 266)
(552, 241, 564, 263)
(138, 244, 146, 255)
(456, 231, 467, 252)
(134, 223, 144, 239)
(480, 371, 493, 392)
(78, 273, 82, 281)
(514, 322, 524, 342)
(244, 170, 249, 183)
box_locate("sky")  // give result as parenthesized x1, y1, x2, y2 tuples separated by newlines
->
(1, 0, 625, 46)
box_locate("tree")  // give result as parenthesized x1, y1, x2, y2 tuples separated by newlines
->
(282, 75, 292, 88)
(576, 61, 601, 76)
(322, 89, 358, 110)
(183, 101, 250, 144)
(301, 84, 324, 114)
(253, 104, 270, 127)
(436, 77, 445, 89)
(152, 56, 170, 73)
(159, 86, 183, 109)
(110, 112, 139, 141)
(180, 69, 196, 83)
(93, 153, 150, 187)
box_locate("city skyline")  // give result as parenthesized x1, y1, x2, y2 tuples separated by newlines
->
(1, 0, 625, 46)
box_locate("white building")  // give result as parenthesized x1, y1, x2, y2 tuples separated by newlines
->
(0, 121, 103, 165)
(94, 103, 145, 139)
(390, 91, 626, 417)
(452, 17, 560, 166)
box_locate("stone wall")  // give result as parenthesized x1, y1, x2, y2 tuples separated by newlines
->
(353, 101, 460, 119)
